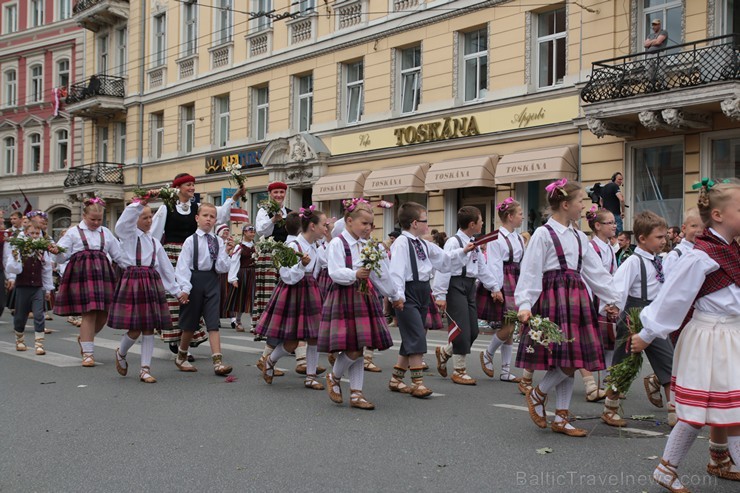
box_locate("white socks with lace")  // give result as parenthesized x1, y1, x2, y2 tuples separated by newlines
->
(332, 353, 353, 379)
(141, 335, 154, 369)
(306, 345, 318, 376)
(269, 343, 291, 364)
(348, 357, 364, 390)
(653, 421, 701, 490)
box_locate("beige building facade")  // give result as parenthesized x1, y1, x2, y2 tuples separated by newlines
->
(63, 0, 739, 234)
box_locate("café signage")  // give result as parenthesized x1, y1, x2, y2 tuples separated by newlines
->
(511, 106, 546, 128)
(205, 147, 265, 174)
(393, 116, 480, 146)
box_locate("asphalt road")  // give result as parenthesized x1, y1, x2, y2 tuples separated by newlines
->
(0, 313, 734, 493)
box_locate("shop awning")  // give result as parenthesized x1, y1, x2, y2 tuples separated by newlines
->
(425, 155, 499, 191)
(364, 163, 430, 195)
(495, 145, 578, 185)
(312, 170, 371, 202)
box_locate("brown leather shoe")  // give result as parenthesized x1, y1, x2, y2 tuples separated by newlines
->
(388, 377, 413, 394)
(451, 370, 477, 386)
(551, 409, 588, 437)
(364, 357, 381, 372)
(601, 408, 627, 427)
(304, 375, 325, 390)
(140, 366, 157, 383)
(295, 363, 307, 375)
(326, 373, 343, 403)
(350, 390, 375, 410)
(524, 386, 548, 428)
(518, 378, 533, 396)
(114, 348, 128, 376)
(175, 351, 197, 372)
(479, 351, 494, 378)
(410, 382, 433, 399)
(257, 356, 284, 376)
(213, 355, 233, 376)
(82, 353, 96, 367)
(262, 356, 275, 384)
(435, 346, 449, 378)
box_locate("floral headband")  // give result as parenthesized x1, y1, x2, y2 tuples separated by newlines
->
(545, 178, 568, 198)
(342, 197, 369, 212)
(496, 197, 515, 212)
(84, 197, 106, 208)
(299, 205, 316, 218)
(585, 205, 600, 221)
(26, 210, 48, 219)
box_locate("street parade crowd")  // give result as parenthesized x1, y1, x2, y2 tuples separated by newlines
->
(0, 174, 738, 493)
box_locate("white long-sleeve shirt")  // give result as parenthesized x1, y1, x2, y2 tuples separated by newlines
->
(279, 234, 317, 285)
(255, 205, 288, 238)
(639, 229, 740, 343)
(331, 217, 346, 239)
(175, 229, 230, 294)
(484, 226, 526, 292)
(327, 230, 399, 300)
(55, 222, 123, 265)
(662, 240, 694, 276)
(433, 229, 498, 301)
(115, 203, 178, 295)
(2, 242, 22, 276)
(150, 197, 235, 242)
(228, 241, 254, 283)
(589, 236, 616, 275)
(389, 231, 467, 302)
(515, 218, 619, 312)
(612, 247, 664, 309)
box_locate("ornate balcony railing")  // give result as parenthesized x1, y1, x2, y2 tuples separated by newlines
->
(65, 74, 125, 104)
(64, 162, 124, 188)
(581, 34, 740, 104)
(73, 0, 129, 15)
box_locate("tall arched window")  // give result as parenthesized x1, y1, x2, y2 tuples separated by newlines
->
(55, 129, 69, 169)
(3, 136, 16, 174)
(29, 133, 42, 172)
(3, 69, 16, 107)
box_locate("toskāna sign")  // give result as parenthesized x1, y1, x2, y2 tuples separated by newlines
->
(394, 116, 480, 146)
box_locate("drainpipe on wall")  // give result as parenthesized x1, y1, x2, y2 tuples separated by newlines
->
(137, 0, 146, 187)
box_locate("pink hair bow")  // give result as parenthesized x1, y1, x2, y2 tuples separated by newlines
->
(299, 205, 316, 218)
(497, 197, 514, 211)
(545, 178, 568, 198)
(342, 197, 369, 212)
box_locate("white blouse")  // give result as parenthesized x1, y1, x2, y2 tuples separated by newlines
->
(515, 218, 619, 312)
(612, 247, 665, 308)
(255, 205, 289, 238)
(589, 236, 616, 275)
(662, 240, 694, 276)
(433, 229, 497, 301)
(228, 241, 254, 283)
(484, 226, 525, 292)
(639, 230, 740, 343)
(326, 230, 398, 300)
(175, 230, 231, 294)
(55, 222, 123, 265)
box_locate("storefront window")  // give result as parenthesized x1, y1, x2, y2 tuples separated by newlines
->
(711, 137, 740, 180)
(631, 142, 683, 228)
(385, 193, 427, 234)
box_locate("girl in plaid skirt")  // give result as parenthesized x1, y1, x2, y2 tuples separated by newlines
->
(53, 198, 124, 367)
(516, 180, 620, 437)
(110, 199, 179, 383)
(227, 225, 257, 332)
(257, 207, 329, 391)
(320, 202, 399, 410)
(479, 198, 526, 384)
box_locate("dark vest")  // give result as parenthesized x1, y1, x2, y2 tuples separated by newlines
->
(268, 208, 292, 242)
(17, 255, 43, 287)
(240, 245, 256, 269)
(164, 205, 198, 244)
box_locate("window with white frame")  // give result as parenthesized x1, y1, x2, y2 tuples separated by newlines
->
(3, 3, 18, 34)
(400, 45, 421, 114)
(462, 29, 488, 102)
(536, 7, 566, 89)
(29, 65, 43, 103)
(152, 113, 164, 158)
(2, 137, 16, 174)
(254, 86, 269, 141)
(98, 126, 109, 161)
(254, 0, 272, 31)
(630, 140, 684, 228)
(297, 75, 313, 132)
(4, 70, 17, 107)
(298, 0, 316, 14)
(215, 95, 229, 148)
(116, 122, 126, 163)
(54, 129, 69, 169)
(215, 0, 233, 45)
(181, 104, 195, 153)
(182, 0, 198, 57)
(29, 133, 42, 172)
(116, 28, 127, 76)
(57, 59, 70, 88)
(345, 61, 364, 124)
(153, 14, 167, 67)
(641, 0, 682, 49)
(98, 34, 109, 74)
(29, 0, 44, 28)
(57, 0, 71, 20)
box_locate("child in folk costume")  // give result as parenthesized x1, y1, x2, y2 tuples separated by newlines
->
(320, 202, 400, 409)
(518, 180, 620, 437)
(478, 198, 526, 384)
(215, 224, 232, 321)
(173, 203, 235, 376)
(257, 207, 329, 390)
(662, 208, 702, 276)
(632, 180, 740, 492)
(388, 202, 474, 398)
(433, 206, 498, 386)
(602, 211, 675, 428)
(7, 224, 51, 354)
(109, 199, 179, 383)
(227, 225, 257, 332)
(54, 198, 123, 367)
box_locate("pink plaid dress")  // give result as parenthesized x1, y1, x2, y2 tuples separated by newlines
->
(477, 234, 524, 322)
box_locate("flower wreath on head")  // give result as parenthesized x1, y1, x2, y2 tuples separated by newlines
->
(299, 205, 316, 218)
(545, 178, 568, 198)
(496, 197, 515, 212)
(342, 197, 369, 212)
(25, 210, 48, 220)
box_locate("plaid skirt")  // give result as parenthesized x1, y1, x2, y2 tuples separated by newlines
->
(318, 282, 393, 353)
(226, 267, 255, 314)
(53, 250, 115, 316)
(515, 269, 604, 372)
(425, 294, 444, 330)
(255, 276, 322, 341)
(476, 263, 520, 322)
(159, 242, 208, 347)
(251, 253, 279, 326)
(316, 267, 333, 303)
(107, 266, 172, 331)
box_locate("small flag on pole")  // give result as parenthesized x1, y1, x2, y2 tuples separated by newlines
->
(230, 208, 249, 223)
(473, 229, 500, 247)
(10, 200, 21, 210)
(445, 311, 461, 344)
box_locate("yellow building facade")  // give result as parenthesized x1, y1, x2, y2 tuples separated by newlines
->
(63, 0, 739, 233)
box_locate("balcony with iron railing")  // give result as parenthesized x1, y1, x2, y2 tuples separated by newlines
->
(64, 162, 125, 202)
(65, 75, 126, 119)
(580, 35, 740, 137)
(73, 0, 129, 32)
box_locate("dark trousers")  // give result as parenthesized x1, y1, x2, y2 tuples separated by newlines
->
(180, 270, 221, 331)
(394, 280, 430, 357)
(13, 286, 45, 333)
(447, 276, 478, 355)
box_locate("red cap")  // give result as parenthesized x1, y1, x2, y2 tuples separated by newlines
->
(172, 174, 196, 188)
(267, 181, 288, 192)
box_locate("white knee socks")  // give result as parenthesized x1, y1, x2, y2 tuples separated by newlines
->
(141, 335, 154, 368)
(119, 334, 137, 356)
(81, 341, 94, 354)
(487, 333, 505, 357)
(500, 344, 513, 368)
(332, 353, 353, 379)
(306, 345, 318, 375)
(662, 421, 701, 466)
(269, 343, 291, 363)
(728, 436, 740, 466)
(348, 357, 364, 390)
(538, 368, 568, 395)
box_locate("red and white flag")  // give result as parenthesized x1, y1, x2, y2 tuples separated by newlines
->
(446, 312, 461, 344)
(10, 199, 21, 210)
(230, 208, 249, 223)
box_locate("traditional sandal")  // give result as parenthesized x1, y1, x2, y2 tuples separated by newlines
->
(707, 449, 740, 481)
(586, 387, 607, 402)
(435, 346, 449, 378)
(601, 408, 627, 427)
(295, 362, 307, 375)
(524, 386, 548, 428)
(175, 351, 197, 372)
(350, 390, 375, 410)
(644, 374, 664, 408)
(480, 351, 494, 378)
(551, 409, 588, 437)
(389, 377, 413, 394)
(654, 459, 691, 493)
(114, 348, 128, 376)
(326, 373, 343, 403)
(82, 353, 95, 367)
(499, 364, 521, 383)
(262, 356, 276, 384)
(256, 356, 285, 376)
(364, 357, 381, 373)
(518, 377, 533, 396)
(140, 366, 157, 383)
(35, 339, 45, 355)
(451, 370, 477, 386)
(410, 382, 433, 399)
(305, 375, 325, 390)
(15, 333, 27, 352)
(212, 355, 233, 376)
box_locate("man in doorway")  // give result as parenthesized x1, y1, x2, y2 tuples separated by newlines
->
(600, 172, 626, 234)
